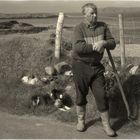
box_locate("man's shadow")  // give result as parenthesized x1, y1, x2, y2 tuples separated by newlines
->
(109, 98, 128, 131)
(85, 99, 133, 131)
(86, 74, 140, 131)
(85, 117, 101, 130)
(85, 103, 128, 131)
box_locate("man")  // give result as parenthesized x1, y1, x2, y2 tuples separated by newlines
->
(72, 3, 116, 137)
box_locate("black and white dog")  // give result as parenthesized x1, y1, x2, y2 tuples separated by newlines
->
(31, 88, 73, 111)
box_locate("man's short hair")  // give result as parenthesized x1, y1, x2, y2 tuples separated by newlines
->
(82, 3, 97, 15)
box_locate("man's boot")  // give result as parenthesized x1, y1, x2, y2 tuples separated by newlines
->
(100, 111, 116, 137)
(76, 105, 86, 132)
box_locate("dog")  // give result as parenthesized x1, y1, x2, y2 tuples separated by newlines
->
(105, 70, 140, 119)
(31, 88, 73, 111)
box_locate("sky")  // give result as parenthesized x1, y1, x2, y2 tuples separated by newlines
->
(0, 0, 140, 13)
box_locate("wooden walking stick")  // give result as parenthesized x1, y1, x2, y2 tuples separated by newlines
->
(106, 48, 131, 119)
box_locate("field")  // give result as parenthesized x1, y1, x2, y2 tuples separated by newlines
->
(0, 11, 140, 136)
(1, 7, 140, 44)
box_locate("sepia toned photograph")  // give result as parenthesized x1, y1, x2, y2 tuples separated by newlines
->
(0, 0, 140, 139)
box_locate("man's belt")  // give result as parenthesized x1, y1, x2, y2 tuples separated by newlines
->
(74, 59, 101, 66)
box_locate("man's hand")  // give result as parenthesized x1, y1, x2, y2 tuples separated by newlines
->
(92, 40, 107, 53)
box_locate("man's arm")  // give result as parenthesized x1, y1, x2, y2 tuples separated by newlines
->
(104, 24, 116, 50)
(73, 25, 93, 54)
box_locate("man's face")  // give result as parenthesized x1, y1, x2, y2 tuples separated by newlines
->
(84, 7, 97, 25)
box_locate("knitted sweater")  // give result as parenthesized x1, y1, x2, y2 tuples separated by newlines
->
(72, 21, 116, 63)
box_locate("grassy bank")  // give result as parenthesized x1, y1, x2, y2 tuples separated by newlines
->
(0, 31, 74, 120)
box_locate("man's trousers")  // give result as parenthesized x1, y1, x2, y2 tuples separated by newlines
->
(72, 59, 109, 112)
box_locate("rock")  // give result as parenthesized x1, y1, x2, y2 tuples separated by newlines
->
(21, 76, 29, 83)
(21, 76, 38, 85)
(54, 61, 71, 74)
(54, 99, 63, 108)
(65, 85, 72, 91)
(64, 70, 73, 76)
(129, 65, 140, 75)
(40, 77, 49, 84)
(45, 66, 56, 76)
(28, 77, 38, 85)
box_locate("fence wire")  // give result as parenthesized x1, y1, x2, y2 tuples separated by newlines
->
(98, 16, 140, 44)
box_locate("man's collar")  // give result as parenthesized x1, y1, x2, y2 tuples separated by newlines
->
(83, 19, 97, 29)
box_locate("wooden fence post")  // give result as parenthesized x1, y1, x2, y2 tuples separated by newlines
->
(119, 14, 126, 68)
(55, 12, 64, 60)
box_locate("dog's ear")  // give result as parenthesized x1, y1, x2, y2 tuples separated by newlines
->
(31, 95, 39, 101)
(31, 95, 41, 107)
(51, 88, 57, 94)
(50, 89, 57, 100)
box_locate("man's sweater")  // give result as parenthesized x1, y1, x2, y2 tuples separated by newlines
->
(72, 21, 116, 63)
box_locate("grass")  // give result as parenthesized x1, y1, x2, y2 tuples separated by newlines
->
(0, 30, 75, 119)
(0, 29, 140, 134)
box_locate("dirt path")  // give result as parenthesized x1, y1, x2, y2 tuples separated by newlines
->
(0, 111, 139, 139)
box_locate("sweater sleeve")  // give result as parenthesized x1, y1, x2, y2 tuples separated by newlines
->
(73, 25, 93, 55)
(104, 24, 116, 50)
